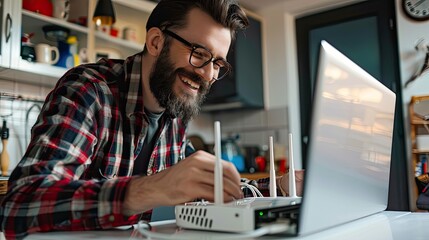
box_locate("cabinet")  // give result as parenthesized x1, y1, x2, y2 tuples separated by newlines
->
(202, 12, 264, 111)
(0, 0, 156, 87)
(410, 95, 429, 205)
(0, 0, 14, 69)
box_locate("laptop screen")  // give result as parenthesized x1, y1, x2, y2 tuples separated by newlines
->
(298, 41, 396, 235)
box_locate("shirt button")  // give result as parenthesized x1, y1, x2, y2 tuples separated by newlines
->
(109, 215, 115, 222)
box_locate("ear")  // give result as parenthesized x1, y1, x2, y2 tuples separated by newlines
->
(145, 27, 165, 57)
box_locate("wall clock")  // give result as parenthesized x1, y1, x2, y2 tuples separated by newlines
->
(402, 0, 429, 21)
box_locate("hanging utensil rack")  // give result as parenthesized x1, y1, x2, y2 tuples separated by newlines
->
(0, 92, 45, 103)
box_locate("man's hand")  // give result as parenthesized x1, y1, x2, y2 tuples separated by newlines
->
(122, 150, 243, 215)
(277, 170, 305, 197)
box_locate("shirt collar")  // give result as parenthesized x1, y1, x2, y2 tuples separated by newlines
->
(122, 52, 145, 119)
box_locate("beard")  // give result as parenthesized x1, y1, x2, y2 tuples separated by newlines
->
(149, 45, 210, 123)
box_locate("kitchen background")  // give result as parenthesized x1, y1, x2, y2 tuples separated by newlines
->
(0, 82, 48, 176)
(1, 0, 429, 211)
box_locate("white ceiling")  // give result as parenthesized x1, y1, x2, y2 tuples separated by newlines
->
(238, 0, 287, 11)
(238, 0, 363, 16)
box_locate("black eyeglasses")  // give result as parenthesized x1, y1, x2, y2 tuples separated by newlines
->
(163, 29, 231, 81)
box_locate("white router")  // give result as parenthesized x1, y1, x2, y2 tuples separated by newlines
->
(175, 122, 301, 233)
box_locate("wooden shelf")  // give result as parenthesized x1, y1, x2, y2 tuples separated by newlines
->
(240, 172, 270, 180)
(22, 10, 89, 34)
(410, 95, 429, 211)
(0, 0, 156, 85)
(412, 149, 429, 154)
(410, 115, 429, 125)
(0, 178, 8, 195)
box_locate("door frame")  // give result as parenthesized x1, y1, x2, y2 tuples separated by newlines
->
(295, 0, 408, 210)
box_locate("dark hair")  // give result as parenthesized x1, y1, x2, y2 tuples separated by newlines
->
(146, 0, 248, 40)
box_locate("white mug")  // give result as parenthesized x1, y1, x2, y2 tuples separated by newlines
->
(35, 44, 59, 64)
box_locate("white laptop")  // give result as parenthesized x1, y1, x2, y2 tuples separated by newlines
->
(158, 40, 395, 237)
(297, 40, 395, 235)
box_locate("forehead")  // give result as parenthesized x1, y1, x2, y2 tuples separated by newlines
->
(178, 8, 231, 58)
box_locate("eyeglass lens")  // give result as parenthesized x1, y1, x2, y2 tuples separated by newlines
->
(190, 47, 229, 80)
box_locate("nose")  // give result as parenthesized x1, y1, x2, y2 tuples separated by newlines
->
(194, 62, 215, 82)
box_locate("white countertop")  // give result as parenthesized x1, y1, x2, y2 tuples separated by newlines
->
(17, 211, 429, 240)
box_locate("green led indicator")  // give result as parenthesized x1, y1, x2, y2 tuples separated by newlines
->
(259, 211, 264, 216)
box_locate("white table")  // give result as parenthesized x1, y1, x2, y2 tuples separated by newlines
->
(20, 211, 429, 239)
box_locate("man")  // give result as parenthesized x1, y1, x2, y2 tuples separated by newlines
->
(0, 0, 302, 238)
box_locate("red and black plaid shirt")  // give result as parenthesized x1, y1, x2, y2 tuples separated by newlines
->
(0, 52, 271, 239)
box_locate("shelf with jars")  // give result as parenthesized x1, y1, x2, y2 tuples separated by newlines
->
(410, 95, 429, 211)
(0, 0, 156, 88)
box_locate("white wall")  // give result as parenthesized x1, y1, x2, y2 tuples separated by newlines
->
(255, 5, 303, 168)
(187, 113, 214, 143)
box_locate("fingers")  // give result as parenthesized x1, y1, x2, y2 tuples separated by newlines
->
(184, 151, 241, 184)
(123, 151, 244, 215)
(187, 161, 242, 201)
(188, 183, 242, 203)
(177, 151, 242, 201)
(279, 170, 305, 197)
(222, 161, 241, 184)
(295, 169, 305, 181)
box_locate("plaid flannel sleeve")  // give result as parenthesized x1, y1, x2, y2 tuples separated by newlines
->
(0, 75, 136, 239)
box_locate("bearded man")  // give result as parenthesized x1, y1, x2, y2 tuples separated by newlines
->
(0, 1, 301, 239)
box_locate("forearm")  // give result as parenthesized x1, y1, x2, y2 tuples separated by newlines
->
(1, 175, 136, 238)
(123, 170, 186, 215)
(123, 175, 167, 216)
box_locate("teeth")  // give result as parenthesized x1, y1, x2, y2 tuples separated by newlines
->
(182, 78, 200, 90)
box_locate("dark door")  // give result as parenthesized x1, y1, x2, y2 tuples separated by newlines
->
(296, 0, 408, 210)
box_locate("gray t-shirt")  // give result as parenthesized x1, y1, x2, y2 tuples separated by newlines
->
(132, 109, 163, 175)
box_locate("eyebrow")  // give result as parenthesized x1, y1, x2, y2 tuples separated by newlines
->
(164, 29, 228, 61)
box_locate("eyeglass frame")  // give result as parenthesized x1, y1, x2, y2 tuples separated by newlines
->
(162, 29, 232, 81)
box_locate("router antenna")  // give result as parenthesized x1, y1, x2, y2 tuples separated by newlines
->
(214, 121, 223, 205)
(288, 133, 297, 197)
(269, 136, 277, 197)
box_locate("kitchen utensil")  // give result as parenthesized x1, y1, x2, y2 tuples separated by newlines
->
(68, 36, 79, 64)
(21, 45, 36, 62)
(52, 0, 70, 20)
(55, 40, 74, 68)
(243, 145, 259, 173)
(94, 47, 122, 61)
(110, 27, 119, 38)
(35, 44, 59, 65)
(20, 33, 36, 62)
(23, 0, 53, 17)
(79, 48, 89, 63)
(123, 27, 137, 42)
(56, 36, 79, 68)
(0, 120, 9, 176)
(221, 135, 245, 172)
(42, 25, 70, 42)
(255, 156, 266, 172)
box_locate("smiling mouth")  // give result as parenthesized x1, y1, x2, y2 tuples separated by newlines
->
(180, 75, 200, 90)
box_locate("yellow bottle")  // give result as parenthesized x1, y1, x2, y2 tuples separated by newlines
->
(67, 35, 80, 67)
(0, 120, 10, 176)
